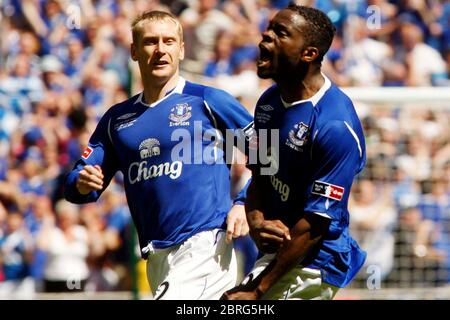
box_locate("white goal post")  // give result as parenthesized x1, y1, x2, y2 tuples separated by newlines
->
(342, 87, 450, 105)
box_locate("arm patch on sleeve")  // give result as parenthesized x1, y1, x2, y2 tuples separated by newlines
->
(81, 146, 93, 160)
(311, 181, 345, 201)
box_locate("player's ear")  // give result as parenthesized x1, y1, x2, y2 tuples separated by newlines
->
(179, 41, 185, 61)
(131, 42, 138, 61)
(301, 47, 319, 63)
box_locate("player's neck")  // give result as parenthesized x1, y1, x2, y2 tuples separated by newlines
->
(278, 69, 324, 103)
(142, 73, 180, 104)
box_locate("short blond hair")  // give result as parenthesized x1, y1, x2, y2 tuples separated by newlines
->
(131, 10, 183, 45)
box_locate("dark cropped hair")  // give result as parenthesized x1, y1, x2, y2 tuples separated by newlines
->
(286, 3, 336, 62)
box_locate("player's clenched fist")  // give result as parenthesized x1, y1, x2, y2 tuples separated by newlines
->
(250, 219, 291, 254)
(226, 204, 250, 244)
(76, 165, 104, 195)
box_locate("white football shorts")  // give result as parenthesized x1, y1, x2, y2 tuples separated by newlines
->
(241, 253, 339, 300)
(146, 229, 238, 300)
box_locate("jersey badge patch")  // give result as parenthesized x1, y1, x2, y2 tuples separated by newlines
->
(169, 103, 192, 126)
(311, 181, 344, 201)
(286, 122, 309, 151)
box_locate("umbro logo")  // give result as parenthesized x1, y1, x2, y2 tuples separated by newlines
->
(260, 105, 274, 111)
(117, 113, 137, 120)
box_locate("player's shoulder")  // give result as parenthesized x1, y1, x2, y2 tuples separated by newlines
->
(182, 80, 224, 98)
(253, 84, 279, 113)
(320, 82, 354, 109)
(316, 82, 357, 123)
(102, 93, 141, 120)
(183, 80, 240, 106)
(181, 80, 208, 98)
(257, 83, 279, 105)
(314, 82, 363, 135)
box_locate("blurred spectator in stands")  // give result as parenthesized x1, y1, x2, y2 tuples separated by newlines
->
(222, 0, 259, 26)
(64, 107, 91, 167)
(40, 55, 72, 93)
(399, 22, 447, 86)
(80, 198, 127, 292)
(436, 47, 450, 86)
(97, 185, 132, 290)
(0, 209, 34, 298)
(4, 31, 42, 76)
(204, 30, 234, 78)
(0, 53, 45, 115)
(180, 0, 234, 73)
(365, 0, 398, 41)
(396, 134, 432, 182)
(37, 200, 89, 292)
(417, 176, 450, 284)
(208, 22, 260, 107)
(340, 16, 405, 86)
(388, 205, 426, 287)
(392, 165, 421, 212)
(350, 179, 397, 281)
(25, 195, 54, 291)
(111, 14, 134, 89)
(17, 147, 46, 199)
(60, 35, 88, 89)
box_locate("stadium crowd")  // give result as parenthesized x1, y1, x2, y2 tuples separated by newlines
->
(0, 0, 449, 297)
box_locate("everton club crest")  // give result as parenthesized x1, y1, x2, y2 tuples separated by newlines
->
(169, 103, 192, 126)
(286, 122, 309, 151)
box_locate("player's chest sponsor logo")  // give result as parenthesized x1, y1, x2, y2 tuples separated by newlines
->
(128, 160, 183, 183)
(270, 175, 290, 202)
(139, 138, 160, 159)
(115, 113, 138, 131)
(286, 122, 309, 151)
(311, 181, 345, 201)
(169, 103, 192, 127)
(128, 137, 183, 183)
(256, 105, 273, 124)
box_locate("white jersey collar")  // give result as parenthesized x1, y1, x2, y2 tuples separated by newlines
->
(134, 76, 186, 108)
(281, 74, 331, 108)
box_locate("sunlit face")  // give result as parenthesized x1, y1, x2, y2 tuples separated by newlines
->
(131, 19, 184, 85)
(257, 9, 315, 80)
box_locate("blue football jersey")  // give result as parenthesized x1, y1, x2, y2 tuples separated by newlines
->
(64, 78, 253, 253)
(252, 76, 367, 288)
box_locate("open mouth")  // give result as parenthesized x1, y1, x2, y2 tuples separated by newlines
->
(257, 44, 272, 66)
(153, 60, 169, 66)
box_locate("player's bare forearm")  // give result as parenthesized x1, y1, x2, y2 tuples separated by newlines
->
(257, 214, 330, 296)
(224, 214, 330, 300)
(245, 177, 290, 253)
(245, 174, 269, 214)
(226, 204, 249, 243)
